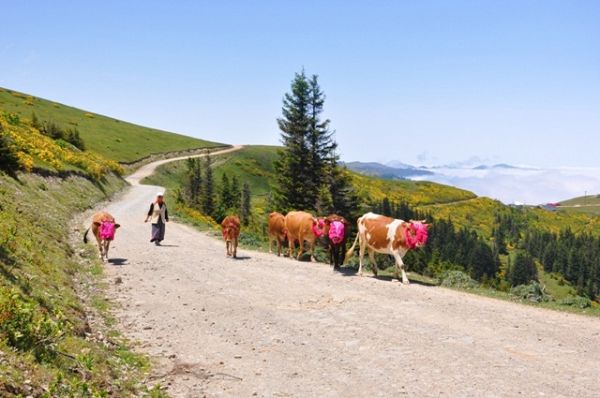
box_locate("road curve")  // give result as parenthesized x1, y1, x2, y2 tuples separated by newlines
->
(96, 147, 600, 398)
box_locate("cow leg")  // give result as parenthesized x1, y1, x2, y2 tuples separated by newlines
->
(233, 238, 238, 258)
(95, 236, 104, 261)
(288, 239, 295, 259)
(368, 249, 378, 276)
(269, 237, 273, 254)
(226, 241, 230, 256)
(277, 238, 282, 257)
(297, 239, 305, 260)
(104, 240, 111, 261)
(358, 240, 366, 276)
(329, 245, 335, 267)
(393, 253, 410, 284)
(309, 241, 316, 262)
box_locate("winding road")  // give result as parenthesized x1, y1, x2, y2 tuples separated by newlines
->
(94, 147, 600, 397)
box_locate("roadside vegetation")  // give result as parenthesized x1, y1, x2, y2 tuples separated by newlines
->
(0, 93, 174, 396)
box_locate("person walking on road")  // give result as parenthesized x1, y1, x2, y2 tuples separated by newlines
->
(145, 192, 169, 245)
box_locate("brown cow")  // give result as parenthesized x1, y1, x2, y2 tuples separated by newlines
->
(268, 212, 287, 256)
(346, 212, 428, 284)
(284, 211, 325, 261)
(322, 214, 350, 270)
(221, 215, 241, 258)
(83, 211, 120, 262)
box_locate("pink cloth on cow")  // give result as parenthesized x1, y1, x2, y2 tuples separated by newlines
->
(312, 219, 325, 238)
(404, 222, 428, 249)
(99, 221, 116, 240)
(328, 221, 345, 245)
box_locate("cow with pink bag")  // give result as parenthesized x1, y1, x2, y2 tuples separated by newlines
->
(322, 214, 351, 270)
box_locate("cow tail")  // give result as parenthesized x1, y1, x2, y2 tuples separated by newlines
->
(345, 232, 359, 260)
(83, 227, 90, 244)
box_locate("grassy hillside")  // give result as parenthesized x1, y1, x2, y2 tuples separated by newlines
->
(558, 194, 600, 216)
(1, 111, 123, 179)
(0, 87, 221, 162)
(421, 197, 600, 237)
(0, 172, 164, 396)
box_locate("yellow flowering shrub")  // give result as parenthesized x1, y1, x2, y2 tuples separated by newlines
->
(0, 113, 123, 178)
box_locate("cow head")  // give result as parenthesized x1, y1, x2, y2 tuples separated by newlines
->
(98, 220, 119, 241)
(312, 218, 326, 238)
(405, 220, 429, 249)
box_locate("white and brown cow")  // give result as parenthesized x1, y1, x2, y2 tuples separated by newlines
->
(83, 211, 120, 262)
(268, 212, 287, 256)
(284, 211, 325, 261)
(345, 212, 428, 284)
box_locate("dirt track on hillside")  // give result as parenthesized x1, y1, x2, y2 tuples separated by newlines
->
(89, 147, 600, 397)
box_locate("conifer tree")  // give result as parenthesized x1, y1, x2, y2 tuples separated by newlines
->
(185, 157, 202, 208)
(274, 70, 313, 211)
(202, 151, 215, 217)
(231, 174, 241, 211)
(241, 182, 252, 226)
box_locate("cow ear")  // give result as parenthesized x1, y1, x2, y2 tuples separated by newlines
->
(115, 224, 121, 229)
(93, 221, 101, 227)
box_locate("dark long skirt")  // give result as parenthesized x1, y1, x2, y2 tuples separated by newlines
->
(151, 220, 165, 242)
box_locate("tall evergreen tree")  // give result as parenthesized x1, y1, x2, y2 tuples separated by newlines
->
(241, 182, 252, 226)
(217, 173, 233, 220)
(231, 174, 241, 211)
(185, 157, 202, 208)
(202, 151, 215, 217)
(274, 70, 313, 211)
(274, 70, 353, 215)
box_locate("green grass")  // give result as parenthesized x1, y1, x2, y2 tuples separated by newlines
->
(0, 171, 159, 396)
(557, 194, 600, 216)
(0, 87, 222, 163)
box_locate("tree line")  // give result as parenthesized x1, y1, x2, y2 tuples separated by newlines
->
(178, 152, 252, 225)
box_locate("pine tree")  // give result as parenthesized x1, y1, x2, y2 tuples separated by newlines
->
(230, 174, 241, 211)
(507, 252, 538, 286)
(185, 157, 202, 208)
(307, 74, 336, 203)
(381, 197, 392, 216)
(217, 173, 233, 221)
(274, 70, 340, 212)
(241, 182, 251, 226)
(201, 151, 215, 217)
(274, 70, 312, 211)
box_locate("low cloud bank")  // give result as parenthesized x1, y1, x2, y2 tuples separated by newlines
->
(410, 166, 600, 204)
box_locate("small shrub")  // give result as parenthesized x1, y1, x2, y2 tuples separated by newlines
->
(510, 281, 551, 303)
(558, 296, 591, 309)
(0, 130, 21, 172)
(440, 270, 478, 289)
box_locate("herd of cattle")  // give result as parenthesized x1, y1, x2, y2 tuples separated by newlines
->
(84, 209, 428, 284)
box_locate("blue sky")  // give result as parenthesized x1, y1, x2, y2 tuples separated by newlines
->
(2, 1, 599, 167)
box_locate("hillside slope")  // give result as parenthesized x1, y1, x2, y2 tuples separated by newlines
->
(0, 87, 221, 162)
(558, 194, 600, 216)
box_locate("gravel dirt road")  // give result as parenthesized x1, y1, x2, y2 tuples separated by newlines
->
(93, 147, 600, 397)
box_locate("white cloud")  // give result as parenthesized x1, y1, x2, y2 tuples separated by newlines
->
(410, 166, 600, 204)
